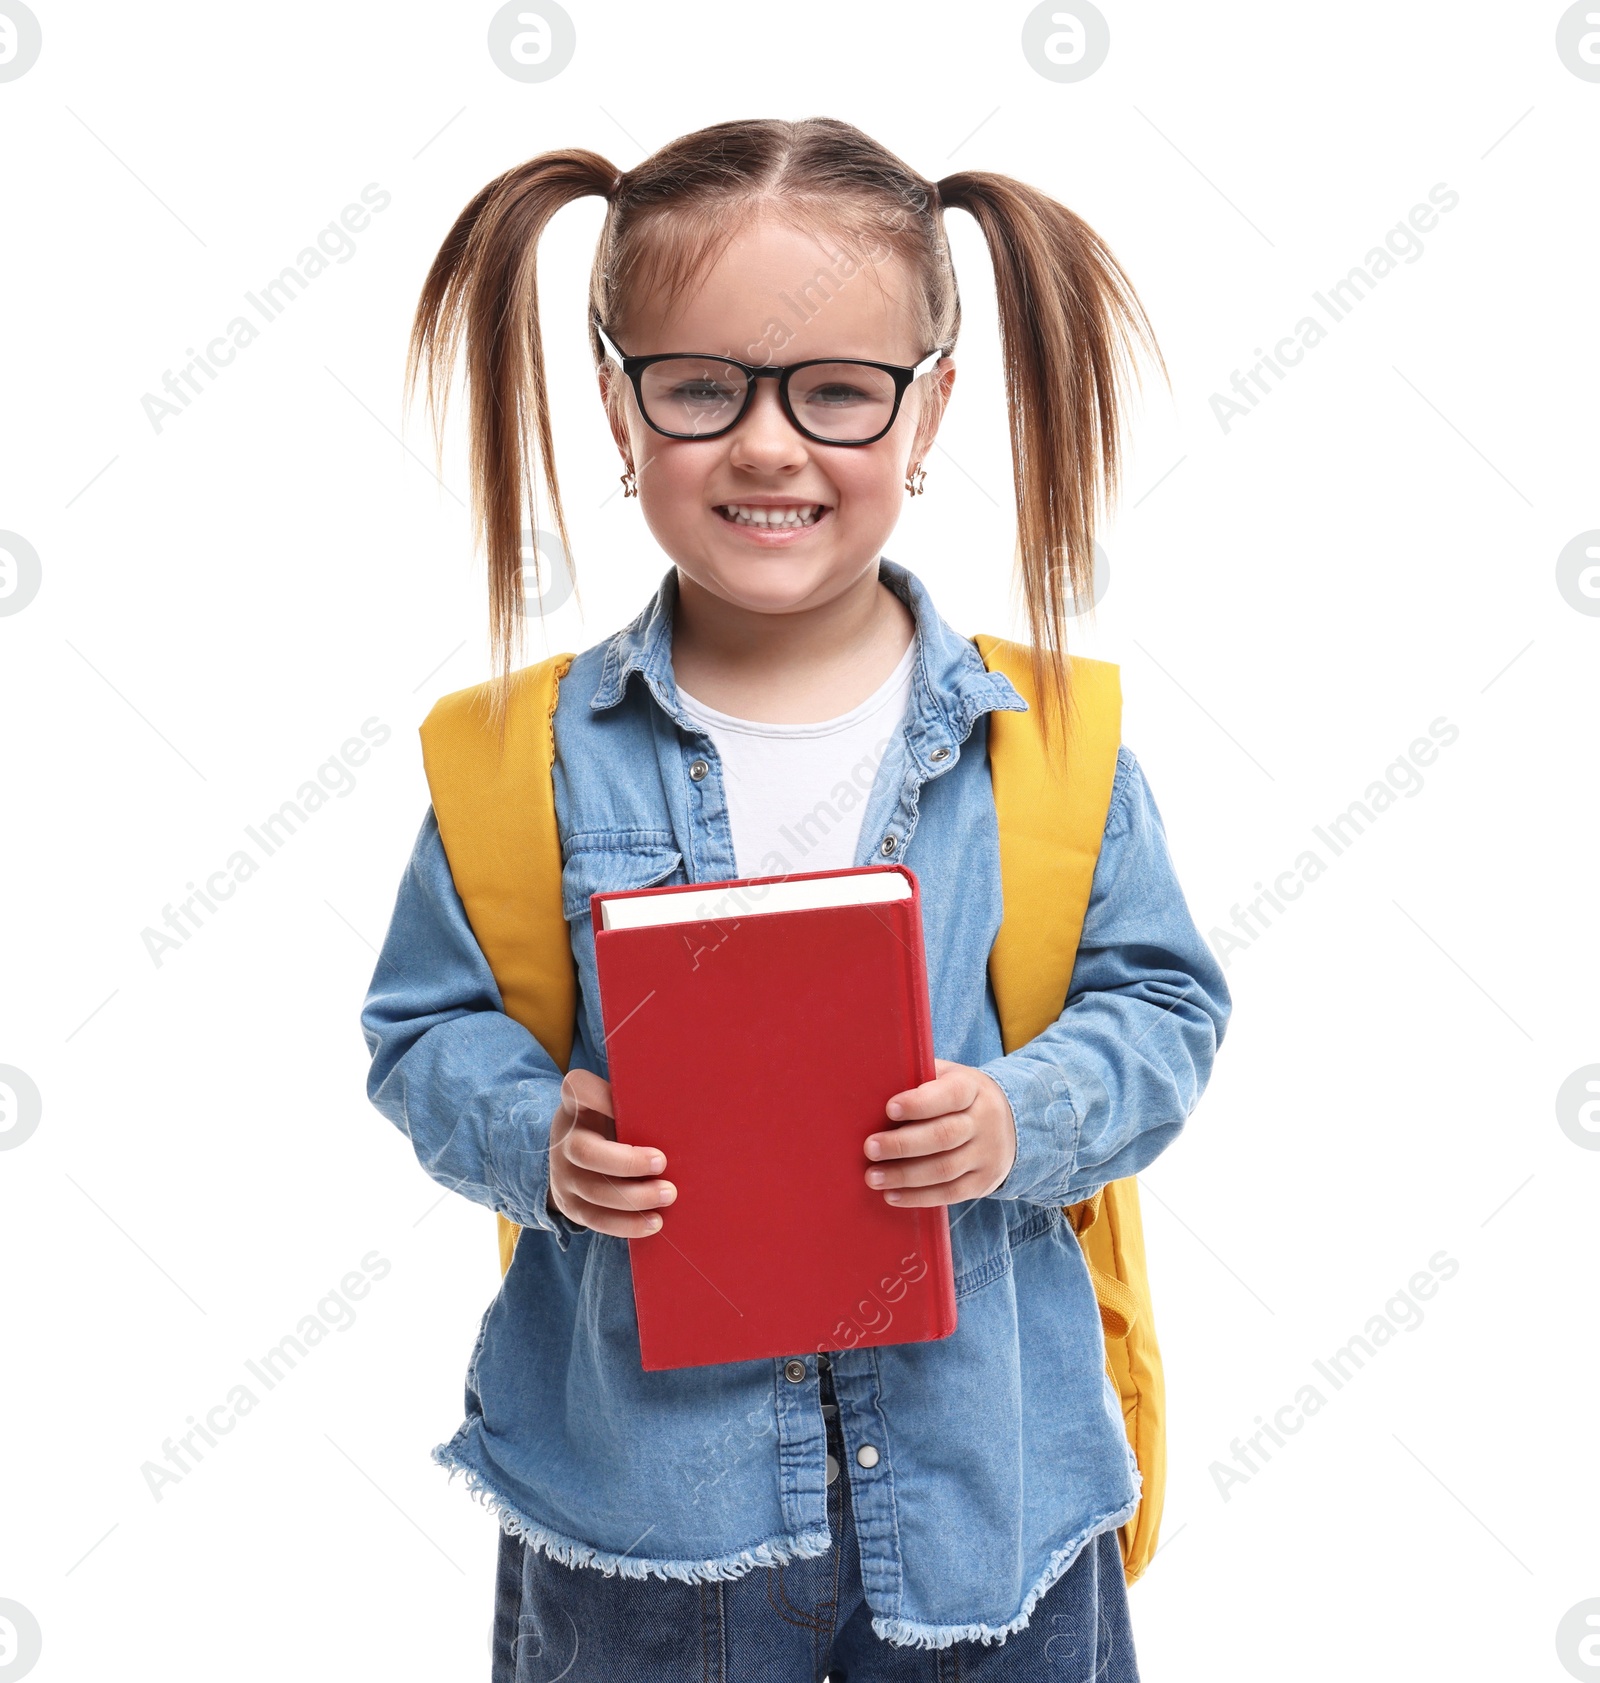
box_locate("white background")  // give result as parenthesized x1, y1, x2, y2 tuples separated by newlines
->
(2, 2, 1597, 1679)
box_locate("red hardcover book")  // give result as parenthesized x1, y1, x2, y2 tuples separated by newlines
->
(591, 863, 958, 1372)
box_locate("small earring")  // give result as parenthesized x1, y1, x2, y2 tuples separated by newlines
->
(620, 465, 638, 498)
(904, 464, 927, 496)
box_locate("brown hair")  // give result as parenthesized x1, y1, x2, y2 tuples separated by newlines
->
(407, 116, 1160, 739)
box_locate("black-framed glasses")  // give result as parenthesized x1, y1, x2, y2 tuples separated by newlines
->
(594, 319, 949, 446)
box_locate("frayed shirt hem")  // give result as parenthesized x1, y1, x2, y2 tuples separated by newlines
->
(868, 1489, 1144, 1651)
(431, 1440, 834, 1584)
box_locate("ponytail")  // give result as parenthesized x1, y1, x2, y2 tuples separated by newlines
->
(934, 171, 1161, 746)
(404, 121, 1159, 750)
(406, 148, 620, 730)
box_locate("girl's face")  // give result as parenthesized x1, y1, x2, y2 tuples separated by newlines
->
(600, 215, 955, 619)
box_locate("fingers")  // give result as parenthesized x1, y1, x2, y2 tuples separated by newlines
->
(563, 1119, 666, 1180)
(862, 1061, 1009, 1205)
(865, 1111, 972, 1162)
(550, 1070, 671, 1238)
(563, 1165, 677, 1217)
(557, 1072, 661, 1177)
(884, 1065, 978, 1124)
(552, 1183, 672, 1239)
(869, 1167, 998, 1208)
(568, 1157, 676, 1211)
(549, 1147, 676, 1238)
(866, 1143, 982, 1192)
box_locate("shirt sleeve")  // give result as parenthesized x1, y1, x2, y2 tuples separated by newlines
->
(982, 745, 1232, 1208)
(359, 805, 585, 1250)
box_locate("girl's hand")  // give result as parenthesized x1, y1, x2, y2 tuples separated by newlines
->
(863, 1059, 1018, 1207)
(547, 1068, 676, 1237)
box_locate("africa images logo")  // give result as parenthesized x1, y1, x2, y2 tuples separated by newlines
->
(0, 532, 42, 617)
(0, 1, 42, 82)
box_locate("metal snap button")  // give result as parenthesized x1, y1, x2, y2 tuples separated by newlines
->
(825, 1453, 840, 1486)
(688, 758, 709, 781)
(879, 834, 897, 856)
(930, 746, 950, 762)
(784, 1359, 806, 1383)
(856, 1444, 880, 1468)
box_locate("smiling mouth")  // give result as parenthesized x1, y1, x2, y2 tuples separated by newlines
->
(713, 502, 830, 528)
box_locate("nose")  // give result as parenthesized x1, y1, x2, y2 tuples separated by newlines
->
(726, 375, 809, 472)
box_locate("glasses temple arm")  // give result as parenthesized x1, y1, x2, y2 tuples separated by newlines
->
(593, 320, 626, 367)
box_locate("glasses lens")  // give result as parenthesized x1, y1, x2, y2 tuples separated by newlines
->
(787, 362, 899, 442)
(637, 357, 750, 437)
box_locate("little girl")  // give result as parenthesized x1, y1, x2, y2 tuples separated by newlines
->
(362, 117, 1230, 1682)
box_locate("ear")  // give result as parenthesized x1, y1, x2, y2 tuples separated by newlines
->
(597, 363, 632, 462)
(909, 358, 956, 463)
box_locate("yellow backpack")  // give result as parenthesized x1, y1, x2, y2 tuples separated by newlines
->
(418, 637, 1166, 1586)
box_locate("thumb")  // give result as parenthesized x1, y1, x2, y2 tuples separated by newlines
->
(561, 1067, 615, 1125)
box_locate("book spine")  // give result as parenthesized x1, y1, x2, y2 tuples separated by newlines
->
(896, 889, 938, 1086)
(892, 889, 957, 1340)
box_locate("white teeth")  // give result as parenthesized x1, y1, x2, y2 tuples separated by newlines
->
(719, 503, 823, 527)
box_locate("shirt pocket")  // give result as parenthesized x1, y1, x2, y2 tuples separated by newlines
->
(560, 832, 685, 924)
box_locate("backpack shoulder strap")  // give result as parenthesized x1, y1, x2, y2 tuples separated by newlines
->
(975, 635, 1166, 1588)
(418, 653, 576, 1276)
(973, 636, 1122, 1050)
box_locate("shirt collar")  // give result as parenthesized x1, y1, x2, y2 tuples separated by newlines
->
(588, 558, 1027, 753)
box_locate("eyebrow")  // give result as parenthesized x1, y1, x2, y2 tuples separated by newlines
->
(597, 322, 941, 369)
(627, 343, 923, 364)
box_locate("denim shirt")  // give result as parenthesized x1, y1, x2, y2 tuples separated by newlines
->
(360, 558, 1231, 1650)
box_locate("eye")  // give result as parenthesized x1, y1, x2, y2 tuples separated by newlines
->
(789, 363, 897, 415)
(669, 377, 741, 405)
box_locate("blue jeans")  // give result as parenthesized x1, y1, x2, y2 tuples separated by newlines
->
(490, 1359, 1141, 1681)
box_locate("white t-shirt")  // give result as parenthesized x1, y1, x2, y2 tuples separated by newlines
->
(676, 638, 917, 879)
